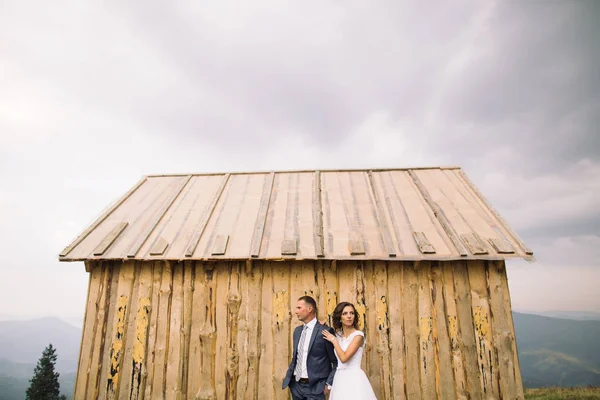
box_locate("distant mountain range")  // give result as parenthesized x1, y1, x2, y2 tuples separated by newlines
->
(0, 312, 599, 399)
(512, 312, 600, 388)
(515, 310, 600, 321)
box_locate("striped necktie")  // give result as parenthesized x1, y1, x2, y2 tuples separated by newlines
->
(294, 325, 308, 379)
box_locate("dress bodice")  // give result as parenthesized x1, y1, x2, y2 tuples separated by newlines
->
(335, 330, 365, 370)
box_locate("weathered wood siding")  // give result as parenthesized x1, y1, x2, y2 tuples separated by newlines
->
(75, 259, 523, 399)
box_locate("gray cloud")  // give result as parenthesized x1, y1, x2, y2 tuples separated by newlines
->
(0, 0, 599, 320)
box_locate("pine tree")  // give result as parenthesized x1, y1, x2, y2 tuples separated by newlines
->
(26, 343, 67, 400)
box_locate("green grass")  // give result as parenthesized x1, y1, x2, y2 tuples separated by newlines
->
(525, 387, 600, 399)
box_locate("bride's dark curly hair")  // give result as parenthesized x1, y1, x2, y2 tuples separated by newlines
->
(332, 302, 360, 333)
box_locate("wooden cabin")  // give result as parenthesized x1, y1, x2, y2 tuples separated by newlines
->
(59, 167, 533, 400)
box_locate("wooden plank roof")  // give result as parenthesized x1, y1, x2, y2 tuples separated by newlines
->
(58, 167, 534, 262)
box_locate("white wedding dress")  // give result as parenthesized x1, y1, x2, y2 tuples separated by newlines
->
(329, 331, 377, 400)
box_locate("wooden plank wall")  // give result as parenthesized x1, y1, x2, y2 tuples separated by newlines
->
(75, 260, 523, 400)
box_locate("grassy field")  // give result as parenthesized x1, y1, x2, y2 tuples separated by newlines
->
(525, 387, 600, 399)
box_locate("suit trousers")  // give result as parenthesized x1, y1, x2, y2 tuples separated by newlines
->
(289, 380, 326, 400)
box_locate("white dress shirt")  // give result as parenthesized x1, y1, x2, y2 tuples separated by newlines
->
(296, 317, 317, 379)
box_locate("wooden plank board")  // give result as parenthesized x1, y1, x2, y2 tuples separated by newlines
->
(250, 172, 275, 257)
(118, 262, 141, 400)
(60, 177, 146, 257)
(368, 171, 397, 257)
(499, 261, 525, 398)
(408, 170, 469, 256)
(143, 261, 163, 399)
(487, 260, 518, 399)
(488, 237, 515, 254)
(165, 263, 184, 400)
(98, 263, 121, 400)
(236, 262, 251, 399)
(461, 233, 489, 255)
(413, 231, 436, 254)
(187, 262, 205, 397)
(103, 261, 135, 400)
(128, 264, 153, 400)
(149, 236, 169, 256)
(241, 262, 263, 398)
(149, 261, 173, 399)
(181, 262, 194, 399)
(272, 262, 292, 400)
(417, 261, 437, 399)
(75, 262, 103, 399)
(441, 262, 468, 400)
(127, 176, 192, 258)
(312, 171, 325, 257)
(402, 262, 421, 400)
(468, 261, 500, 398)
(185, 174, 231, 257)
(281, 239, 297, 255)
(226, 262, 243, 399)
(457, 170, 533, 255)
(214, 263, 229, 400)
(373, 261, 392, 399)
(453, 261, 483, 399)
(197, 263, 217, 400)
(258, 262, 275, 399)
(82, 262, 111, 396)
(211, 234, 229, 256)
(362, 262, 380, 395)
(431, 262, 456, 400)
(387, 262, 406, 399)
(93, 223, 128, 256)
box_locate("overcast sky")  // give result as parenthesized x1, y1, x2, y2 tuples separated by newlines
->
(1, 0, 599, 327)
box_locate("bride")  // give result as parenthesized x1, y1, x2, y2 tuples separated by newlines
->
(322, 302, 377, 400)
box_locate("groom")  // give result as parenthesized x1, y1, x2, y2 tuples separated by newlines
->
(282, 295, 337, 399)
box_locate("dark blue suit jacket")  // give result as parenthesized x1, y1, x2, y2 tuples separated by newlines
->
(282, 321, 338, 394)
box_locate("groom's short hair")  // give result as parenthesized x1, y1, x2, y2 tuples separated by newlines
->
(298, 295, 318, 316)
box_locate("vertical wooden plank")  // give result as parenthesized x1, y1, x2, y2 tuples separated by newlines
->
(128, 264, 153, 400)
(87, 262, 111, 396)
(258, 262, 275, 399)
(181, 262, 194, 399)
(250, 172, 275, 258)
(453, 261, 483, 399)
(431, 262, 456, 400)
(196, 263, 217, 400)
(272, 262, 292, 400)
(488, 261, 518, 400)
(214, 263, 229, 400)
(402, 262, 421, 400)
(361, 262, 379, 391)
(418, 261, 437, 399)
(313, 171, 325, 257)
(165, 263, 184, 400)
(239, 262, 263, 399)
(74, 263, 101, 398)
(187, 262, 204, 397)
(150, 261, 173, 399)
(469, 261, 500, 399)
(338, 261, 356, 306)
(387, 262, 406, 400)
(118, 262, 142, 400)
(441, 262, 468, 400)
(143, 261, 163, 400)
(98, 263, 121, 400)
(236, 262, 250, 399)
(372, 261, 392, 400)
(498, 261, 524, 399)
(314, 260, 336, 325)
(226, 262, 242, 400)
(104, 261, 136, 400)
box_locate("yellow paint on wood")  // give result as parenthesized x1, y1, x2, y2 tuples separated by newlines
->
(106, 295, 128, 394)
(274, 290, 289, 326)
